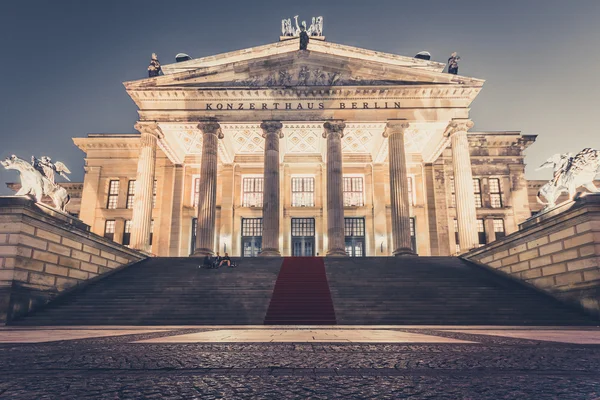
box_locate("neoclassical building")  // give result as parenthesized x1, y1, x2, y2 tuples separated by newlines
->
(72, 37, 537, 257)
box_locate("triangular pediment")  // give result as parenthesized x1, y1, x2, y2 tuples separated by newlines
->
(124, 40, 483, 90)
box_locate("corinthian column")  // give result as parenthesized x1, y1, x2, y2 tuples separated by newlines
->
(259, 121, 283, 257)
(384, 120, 416, 256)
(323, 121, 347, 257)
(448, 119, 478, 252)
(193, 121, 223, 257)
(130, 122, 161, 252)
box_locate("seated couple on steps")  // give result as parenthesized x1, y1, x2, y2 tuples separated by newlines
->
(201, 252, 235, 269)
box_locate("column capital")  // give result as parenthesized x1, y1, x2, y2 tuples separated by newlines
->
(445, 119, 474, 136)
(383, 120, 410, 138)
(198, 121, 224, 139)
(322, 121, 346, 138)
(260, 121, 284, 138)
(134, 121, 163, 138)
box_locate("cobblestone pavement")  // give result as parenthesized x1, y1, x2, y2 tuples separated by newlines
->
(0, 328, 599, 399)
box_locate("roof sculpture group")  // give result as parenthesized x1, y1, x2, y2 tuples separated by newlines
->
(1, 155, 71, 212)
(536, 148, 600, 211)
(281, 15, 323, 37)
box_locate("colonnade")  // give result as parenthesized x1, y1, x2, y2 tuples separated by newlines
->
(128, 119, 479, 256)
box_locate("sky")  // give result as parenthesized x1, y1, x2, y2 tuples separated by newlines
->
(1, 0, 599, 193)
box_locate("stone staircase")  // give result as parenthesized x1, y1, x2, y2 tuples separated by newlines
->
(325, 257, 596, 325)
(13, 257, 281, 326)
(12, 256, 597, 326)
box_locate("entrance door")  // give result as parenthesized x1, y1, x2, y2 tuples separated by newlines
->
(344, 218, 366, 257)
(241, 218, 263, 257)
(291, 218, 315, 256)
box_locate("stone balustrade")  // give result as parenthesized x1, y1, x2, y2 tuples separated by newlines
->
(0, 197, 146, 324)
(464, 194, 600, 317)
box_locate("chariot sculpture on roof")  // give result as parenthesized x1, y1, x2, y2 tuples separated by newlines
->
(536, 147, 600, 211)
(282, 15, 323, 37)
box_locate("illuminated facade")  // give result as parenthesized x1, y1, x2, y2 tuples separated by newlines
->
(73, 38, 535, 257)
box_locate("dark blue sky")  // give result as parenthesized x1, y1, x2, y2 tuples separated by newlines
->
(1, 0, 599, 192)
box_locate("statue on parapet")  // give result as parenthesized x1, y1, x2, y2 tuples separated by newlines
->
(148, 53, 162, 78)
(447, 52, 460, 75)
(299, 25, 309, 50)
(281, 15, 323, 37)
(1, 155, 71, 212)
(536, 148, 600, 210)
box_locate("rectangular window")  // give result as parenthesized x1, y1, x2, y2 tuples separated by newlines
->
(106, 180, 119, 209)
(242, 177, 264, 207)
(454, 219, 460, 253)
(407, 176, 414, 206)
(477, 218, 486, 245)
(343, 177, 364, 206)
(344, 218, 365, 237)
(152, 180, 157, 209)
(104, 220, 115, 241)
(291, 218, 315, 237)
(191, 218, 197, 254)
(489, 178, 503, 208)
(410, 217, 416, 252)
(493, 219, 506, 239)
(242, 218, 263, 237)
(193, 177, 201, 208)
(123, 220, 132, 246)
(291, 177, 315, 207)
(473, 178, 482, 208)
(126, 180, 136, 209)
(450, 178, 456, 208)
(149, 220, 154, 246)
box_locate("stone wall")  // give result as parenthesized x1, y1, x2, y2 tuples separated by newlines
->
(0, 197, 146, 324)
(464, 194, 600, 317)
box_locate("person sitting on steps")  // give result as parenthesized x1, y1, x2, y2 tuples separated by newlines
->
(213, 252, 221, 268)
(219, 253, 232, 268)
(200, 254, 212, 268)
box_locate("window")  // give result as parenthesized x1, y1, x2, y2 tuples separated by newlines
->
(291, 177, 315, 207)
(291, 218, 315, 237)
(152, 180, 157, 209)
(193, 177, 201, 207)
(407, 176, 414, 206)
(477, 218, 486, 245)
(126, 180, 136, 209)
(450, 178, 456, 208)
(104, 220, 115, 241)
(191, 218, 197, 254)
(454, 219, 460, 253)
(344, 218, 365, 237)
(149, 220, 154, 246)
(493, 219, 506, 239)
(242, 177, 263, 207)
(410, 217, 417, 252)
(489, 178, 503, 208)
(473, 178, 482, 208)
(123, 220, 132, 246)
(343, 176, 364, 206)
(242, 218, 263, 237)
(107, 180, 119, 209)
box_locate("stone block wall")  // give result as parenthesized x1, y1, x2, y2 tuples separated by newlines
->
(464, 194, 600, 317)
(0, 197, 146, 324)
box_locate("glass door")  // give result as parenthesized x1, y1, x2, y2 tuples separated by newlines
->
(241, 218, 263, 257)
(291, 218, 315, 256)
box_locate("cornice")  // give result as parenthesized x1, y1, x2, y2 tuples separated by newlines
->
(73, 137, 142, 151)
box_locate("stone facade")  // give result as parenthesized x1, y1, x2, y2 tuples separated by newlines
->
(67, 39, 543, 258)
(465, 194, 600, 316)
(0, 197, 145, 323)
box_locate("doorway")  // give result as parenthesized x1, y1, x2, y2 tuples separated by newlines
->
(291, 218, 315, 256)
(241, 218, 262, 257)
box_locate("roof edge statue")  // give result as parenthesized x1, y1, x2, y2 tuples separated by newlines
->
(1, 155, 71, 212)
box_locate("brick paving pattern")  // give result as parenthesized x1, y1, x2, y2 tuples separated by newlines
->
(0, 328, 599, 399)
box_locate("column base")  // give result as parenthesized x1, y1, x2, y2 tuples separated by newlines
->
(326, 249, 348, 257)
(259, 249, 281, 257)
(393, 247, 418, 256)
(191, 248, 214, 257)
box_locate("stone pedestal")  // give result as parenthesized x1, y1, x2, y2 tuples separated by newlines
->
(0, 197, 145, 324)
(323, 121, 347, 257)
(448, 119, 478, 252)
(385, 121, 416, 256)
(130, 122, 160, 253)
(259, 121, 283, 257)
(193, 121, 223, 257)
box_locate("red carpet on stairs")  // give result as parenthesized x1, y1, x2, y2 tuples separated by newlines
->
(264, 257, 337, 325)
